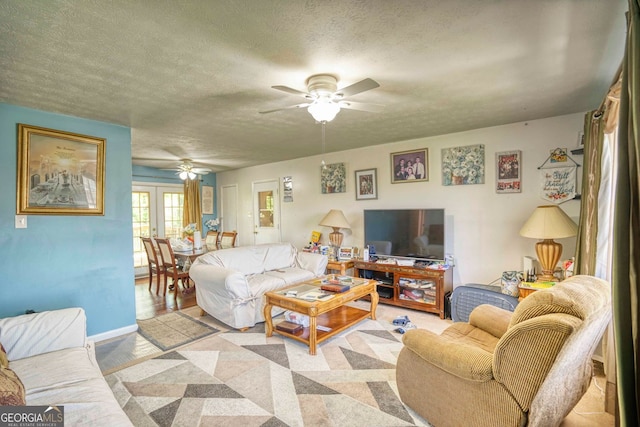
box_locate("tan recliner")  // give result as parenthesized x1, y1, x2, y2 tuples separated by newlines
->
(396, 275, 611, 427)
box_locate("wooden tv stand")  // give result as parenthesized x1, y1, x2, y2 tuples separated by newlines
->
(354, 260, 453, 319)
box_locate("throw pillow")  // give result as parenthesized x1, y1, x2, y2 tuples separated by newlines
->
(0, 342, 8, 369)
(0, 366, 26, 406)
(501, 270, 522, 297)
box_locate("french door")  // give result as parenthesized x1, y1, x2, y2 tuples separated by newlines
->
(132, 184, 184, 276)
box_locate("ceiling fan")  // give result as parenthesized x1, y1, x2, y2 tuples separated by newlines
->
(167, 159, 212, 180)
(133, 157, 213, 179)
(260, 74, 383, 122)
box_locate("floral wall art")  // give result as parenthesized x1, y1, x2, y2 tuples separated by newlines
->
(321, 162, 346, 193)
(441, 144, 485, 186)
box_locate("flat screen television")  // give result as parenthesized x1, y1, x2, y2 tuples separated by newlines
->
(363, 209, 445, 261)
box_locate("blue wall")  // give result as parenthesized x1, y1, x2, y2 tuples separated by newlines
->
(0, 103, 136, 335)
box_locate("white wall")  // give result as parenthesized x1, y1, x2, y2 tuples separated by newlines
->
(216, 113, 584, 286)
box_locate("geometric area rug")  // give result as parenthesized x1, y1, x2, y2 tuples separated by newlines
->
(105, 314, 433, 426)
(136, 311, 221, 352)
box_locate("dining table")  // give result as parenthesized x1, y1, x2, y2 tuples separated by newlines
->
(172, 245, 214, 263)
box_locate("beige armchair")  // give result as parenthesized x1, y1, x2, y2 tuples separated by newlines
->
(396, 275, 611, 427)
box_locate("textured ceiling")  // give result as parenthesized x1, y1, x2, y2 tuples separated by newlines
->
(0, 0, 627, 172)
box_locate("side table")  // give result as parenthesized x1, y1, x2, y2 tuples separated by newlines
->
(518, 285, 537, 301)
(326, 259, 354, 276)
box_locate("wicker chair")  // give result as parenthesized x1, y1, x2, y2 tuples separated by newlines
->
(140, 237, 164, 295)
(205, 230, 220, 249)
(450, 284, 519, 322)
(396, 275, 611, 427)
(154, 238, 193, 296)
(219, 231, 237, 248)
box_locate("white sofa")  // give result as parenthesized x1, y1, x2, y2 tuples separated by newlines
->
(0, 308, 132, 426)
(190, 242, 328, 329)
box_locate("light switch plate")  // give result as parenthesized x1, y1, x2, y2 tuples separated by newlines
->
(15, 215, 27, 228)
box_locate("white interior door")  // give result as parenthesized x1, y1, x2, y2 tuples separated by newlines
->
(252, 179, 281, 245)
(221, 183, 238, 234)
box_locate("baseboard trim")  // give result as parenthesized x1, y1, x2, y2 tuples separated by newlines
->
(88, 323, 138, 342)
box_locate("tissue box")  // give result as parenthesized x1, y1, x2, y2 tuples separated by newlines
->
(284, 311, 310, 328)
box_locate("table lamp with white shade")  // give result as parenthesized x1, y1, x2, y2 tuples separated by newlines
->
(319, 209, 351, 248)
(519, 205, 578, 282)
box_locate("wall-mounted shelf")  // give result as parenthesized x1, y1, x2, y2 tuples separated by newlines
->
(570, 148, 584, 155)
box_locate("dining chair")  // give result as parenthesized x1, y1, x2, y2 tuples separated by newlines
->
(205, 230, 220, 249)
(141, 237, 164, 295)
(154, 237, 193, 296)
(219, 231, 237, 249)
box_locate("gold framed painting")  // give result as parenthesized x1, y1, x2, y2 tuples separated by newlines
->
(17, 124, 106, 215)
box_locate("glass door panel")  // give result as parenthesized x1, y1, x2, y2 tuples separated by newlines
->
(132, 184, 182, 277)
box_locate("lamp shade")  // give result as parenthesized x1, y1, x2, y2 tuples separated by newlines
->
(319, 209, 351, 229)
(519, 205, 577, 239)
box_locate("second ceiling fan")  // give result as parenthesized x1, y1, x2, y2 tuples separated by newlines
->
(260, 74, 383, 122)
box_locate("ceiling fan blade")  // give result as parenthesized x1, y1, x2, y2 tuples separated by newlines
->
(259, 103, 311, 114)
(271, 85, 310, 97)
(336, 78, 380, 98)
(192, 168, 211, 175)
(339, 100, 384, 113)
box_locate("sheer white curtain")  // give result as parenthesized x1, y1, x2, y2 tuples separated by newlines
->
(596, 132, 617, 384)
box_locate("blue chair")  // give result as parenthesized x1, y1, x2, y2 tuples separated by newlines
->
(450, 284, 519, 322)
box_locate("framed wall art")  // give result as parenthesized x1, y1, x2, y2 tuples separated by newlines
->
(17, 124, 106, 215)
(354, 168, 378, 200)
(390, 148, 428, 183)
(496, 150, 522, 193)
(201, 185, 214, 214)
(321, 162, 346, 194)
(441, 144, 485, 186)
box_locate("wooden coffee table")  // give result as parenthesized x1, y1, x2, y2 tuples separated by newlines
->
(264, 276, 378, 355)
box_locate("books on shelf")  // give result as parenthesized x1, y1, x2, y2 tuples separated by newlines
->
(521, 281, 555, 289)
(276, 321, 303, 334)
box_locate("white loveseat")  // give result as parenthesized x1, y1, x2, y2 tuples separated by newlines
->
(190, 243, 328, 329)
(0, 308, 132, 426)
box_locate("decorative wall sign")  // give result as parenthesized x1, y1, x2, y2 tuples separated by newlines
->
(17, 124, 105, 215)
(539, 166, 577, 204)
(355, 168, 377, 200)
(283, 176, 293, 202)
(549, 147, 568, 163)
(537, 147, 580, 204)
(390, 148, 428, 183)
(201, 185, 214, 214)
(441, 144, 485, 185)
(496, 150, 522, 193)
(321, 163, 346, 194)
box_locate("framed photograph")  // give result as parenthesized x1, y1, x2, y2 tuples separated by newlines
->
(441, 144, 485, 186)
(17, 124, 106, 215)
(354, 168, 378, 200)
(390, 148, 428, 183)
(321, 162, 346, 193)
(496, 150, 522, 193)
(339, 247, 354, 260)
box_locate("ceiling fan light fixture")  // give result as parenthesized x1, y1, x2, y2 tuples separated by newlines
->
(308, 99, 340, 123)
(179, 171, 188, 180)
